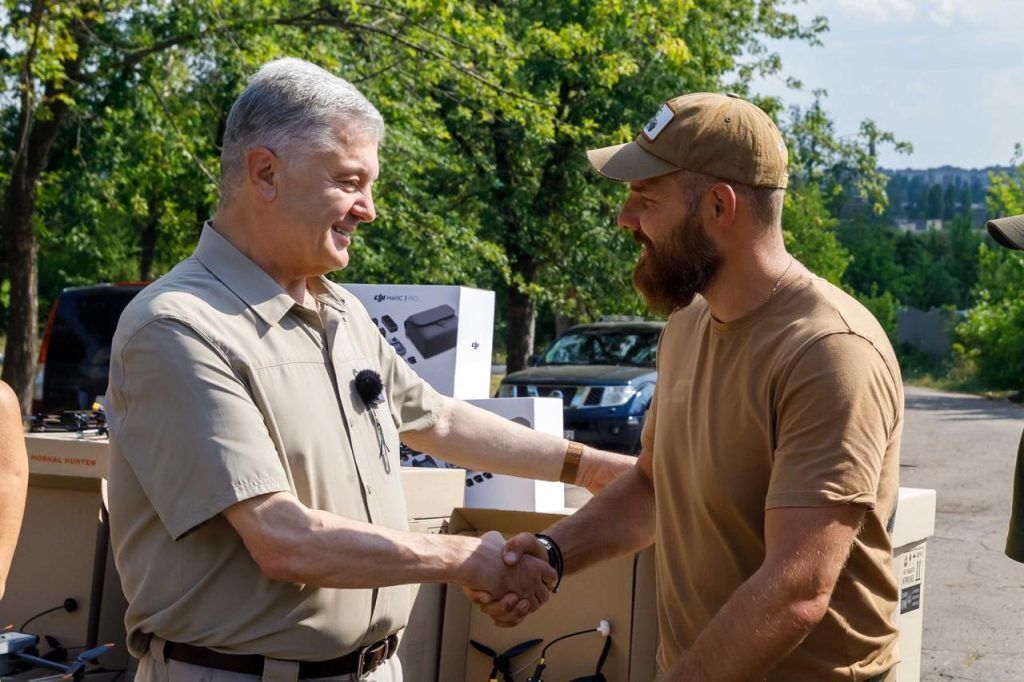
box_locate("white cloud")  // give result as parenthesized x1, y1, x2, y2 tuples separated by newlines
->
(927, 0, 980, 26)
(833, 0, 916, 23)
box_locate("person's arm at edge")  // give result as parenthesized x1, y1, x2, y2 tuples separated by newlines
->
(0, 381, 28, 600)
(659, 503, 866, 681)
(402, 396, 635, 494)
(469, 445, 656, 625)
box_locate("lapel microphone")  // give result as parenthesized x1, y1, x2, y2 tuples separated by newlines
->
(354, 369, 391, 473)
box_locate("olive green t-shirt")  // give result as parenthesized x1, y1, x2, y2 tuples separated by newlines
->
(645, 276, 902, 680)
(106, 225, 444, 660)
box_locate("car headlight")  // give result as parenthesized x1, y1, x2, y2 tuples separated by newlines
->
(497, 383, 517, 398)
(600, 385, 638, 406)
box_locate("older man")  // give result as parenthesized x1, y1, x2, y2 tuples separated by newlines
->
(479, 93, 903, 682)
(106, 58, 631, 681)
(986, 212, 1024, 564)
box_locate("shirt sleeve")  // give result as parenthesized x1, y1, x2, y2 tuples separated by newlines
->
(766, 333, 900, 511)
(109, 317, 291, 540)
(369, 317, 445, 435)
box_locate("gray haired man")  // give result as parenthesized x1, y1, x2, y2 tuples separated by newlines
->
(107, 58, 632, 681)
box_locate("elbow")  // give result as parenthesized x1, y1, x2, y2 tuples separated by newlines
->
(783, 588, 833, 633)
(246, 517, 320, 585)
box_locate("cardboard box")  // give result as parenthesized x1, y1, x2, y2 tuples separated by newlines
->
(1, 433, 129, 673)
(23, 432, 110, 478)
(401, 398, 566, 513)
(400, 467, 467, 524)
(891, 487, 936, 682)
(343, 284, 495, 399)
(395, 468, 467, 679)
(439, 508, 657, 682)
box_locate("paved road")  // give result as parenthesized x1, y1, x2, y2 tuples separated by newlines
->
(900, 386, 1024, 681)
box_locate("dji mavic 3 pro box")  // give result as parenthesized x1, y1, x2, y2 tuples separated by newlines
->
(343, 284, 495, 399)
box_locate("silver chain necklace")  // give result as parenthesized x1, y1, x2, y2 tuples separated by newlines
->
(766, 256, 795, 303)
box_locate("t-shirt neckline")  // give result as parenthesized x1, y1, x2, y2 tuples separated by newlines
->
(708, 275, 816, 334)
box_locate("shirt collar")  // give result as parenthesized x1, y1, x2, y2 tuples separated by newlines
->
(308, 276, 348, 315)
(193, 222, 301, 327)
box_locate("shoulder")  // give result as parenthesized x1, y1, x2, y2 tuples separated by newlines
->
(0, 381, 20, 424)
(114, 259, 247, 347)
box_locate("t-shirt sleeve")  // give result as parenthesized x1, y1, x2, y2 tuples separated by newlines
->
(371, 317, 445, 434)
(766, 333, 900, 511)
(109, 317, 291, 540)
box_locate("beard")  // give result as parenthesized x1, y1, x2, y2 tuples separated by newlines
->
(631, 200, 721, 315)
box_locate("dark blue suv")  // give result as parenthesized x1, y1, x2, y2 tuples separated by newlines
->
(497, 320, 664, 453)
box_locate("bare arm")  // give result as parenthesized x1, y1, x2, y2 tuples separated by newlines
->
(0, 382, 28, 600)
(403, 396, 635, 494)
(223, 491, 555, 604)
(660, 504, 866, 681)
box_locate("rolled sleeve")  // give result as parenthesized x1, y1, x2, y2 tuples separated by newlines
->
(766, 333, 899, 511)
(110, 317, 291, 540)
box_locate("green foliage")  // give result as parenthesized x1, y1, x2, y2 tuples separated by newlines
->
(954, 158, 1024, 390)
(781, 182, 848, 284)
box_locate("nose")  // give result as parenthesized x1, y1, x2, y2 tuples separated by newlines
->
(352, 189, 376, 224)
(617, 192, 641, 232)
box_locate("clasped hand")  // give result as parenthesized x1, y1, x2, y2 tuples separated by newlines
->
(459, 531, 556, 627)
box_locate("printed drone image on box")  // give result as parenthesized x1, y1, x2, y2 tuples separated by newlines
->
(344, 284, 495, 399)
(399, 397, 565, 513)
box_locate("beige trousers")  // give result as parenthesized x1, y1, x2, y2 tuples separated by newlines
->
(135, 636, 402, 682)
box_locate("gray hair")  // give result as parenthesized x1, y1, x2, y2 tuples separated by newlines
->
(219, 58, 384, 204)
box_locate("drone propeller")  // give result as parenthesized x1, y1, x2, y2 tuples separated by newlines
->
(60, 642, 114, 679)
(470, 638, 543, 682)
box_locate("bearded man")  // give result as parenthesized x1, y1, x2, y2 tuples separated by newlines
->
(471, 93, 904, 682)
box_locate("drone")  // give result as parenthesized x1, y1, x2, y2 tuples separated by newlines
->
(471, 620, 613, 682)
(0, 626, 114, 680)
(30, 410, 108, 436)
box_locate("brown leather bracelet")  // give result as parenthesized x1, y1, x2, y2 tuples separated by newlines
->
(559, 441, 585, 484)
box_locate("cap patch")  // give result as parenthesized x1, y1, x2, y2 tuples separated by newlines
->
(642, 104, 675, 142)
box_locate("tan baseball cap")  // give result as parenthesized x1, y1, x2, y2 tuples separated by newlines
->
(987, 213, 1024, 250)
(587, 92, 789, 188)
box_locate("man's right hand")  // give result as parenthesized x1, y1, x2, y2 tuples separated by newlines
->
(462, 532, 553, 627)
(456, 531, 556, 627)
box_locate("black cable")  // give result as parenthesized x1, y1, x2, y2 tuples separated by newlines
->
(19, 599, 78, 632)
(539, 628, 596, 659)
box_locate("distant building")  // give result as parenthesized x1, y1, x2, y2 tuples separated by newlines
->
(895, 218, 944, 233)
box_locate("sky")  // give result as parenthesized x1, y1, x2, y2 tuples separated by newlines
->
(752, 0, 1024, 170)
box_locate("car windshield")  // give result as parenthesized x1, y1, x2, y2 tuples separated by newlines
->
(540, 330, 659, 367)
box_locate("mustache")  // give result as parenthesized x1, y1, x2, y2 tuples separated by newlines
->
(633, 231, 653, 249)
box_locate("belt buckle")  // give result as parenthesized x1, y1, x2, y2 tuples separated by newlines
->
(356, 638, 389, 679)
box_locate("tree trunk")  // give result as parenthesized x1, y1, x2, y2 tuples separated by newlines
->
(506, 281, 536, 373)
(1, 15, 91, 411)
(139, 209, 161, 281)
(1, 188, 39, 414)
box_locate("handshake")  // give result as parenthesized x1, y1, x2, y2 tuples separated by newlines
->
(454, 531, 559, 628)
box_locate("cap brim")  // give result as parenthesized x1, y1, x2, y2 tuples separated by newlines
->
(586, 141, 679, 182)
(987, 214, 1024, 250)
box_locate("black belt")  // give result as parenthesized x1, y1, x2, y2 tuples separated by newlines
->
(163, 634, 397, 679)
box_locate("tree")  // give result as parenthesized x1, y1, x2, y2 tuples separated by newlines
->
(1, 0, 527, 408)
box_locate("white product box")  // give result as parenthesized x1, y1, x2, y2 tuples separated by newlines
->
(400, 397, 565, 513)
(891, 487, 937, 682)
(343, 284, 495, 399)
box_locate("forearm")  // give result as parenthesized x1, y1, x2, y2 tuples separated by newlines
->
(661, 570, 825, 681)
(546, 465, 655, 574)
(232, 494, 477, 589)
(404, 397, 634, 491)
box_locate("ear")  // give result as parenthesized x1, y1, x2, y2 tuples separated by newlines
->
(246, 147, 279, 202)
(706, 182, 738, 229)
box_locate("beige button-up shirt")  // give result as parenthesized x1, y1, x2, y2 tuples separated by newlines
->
(106, 224, 444, 660)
